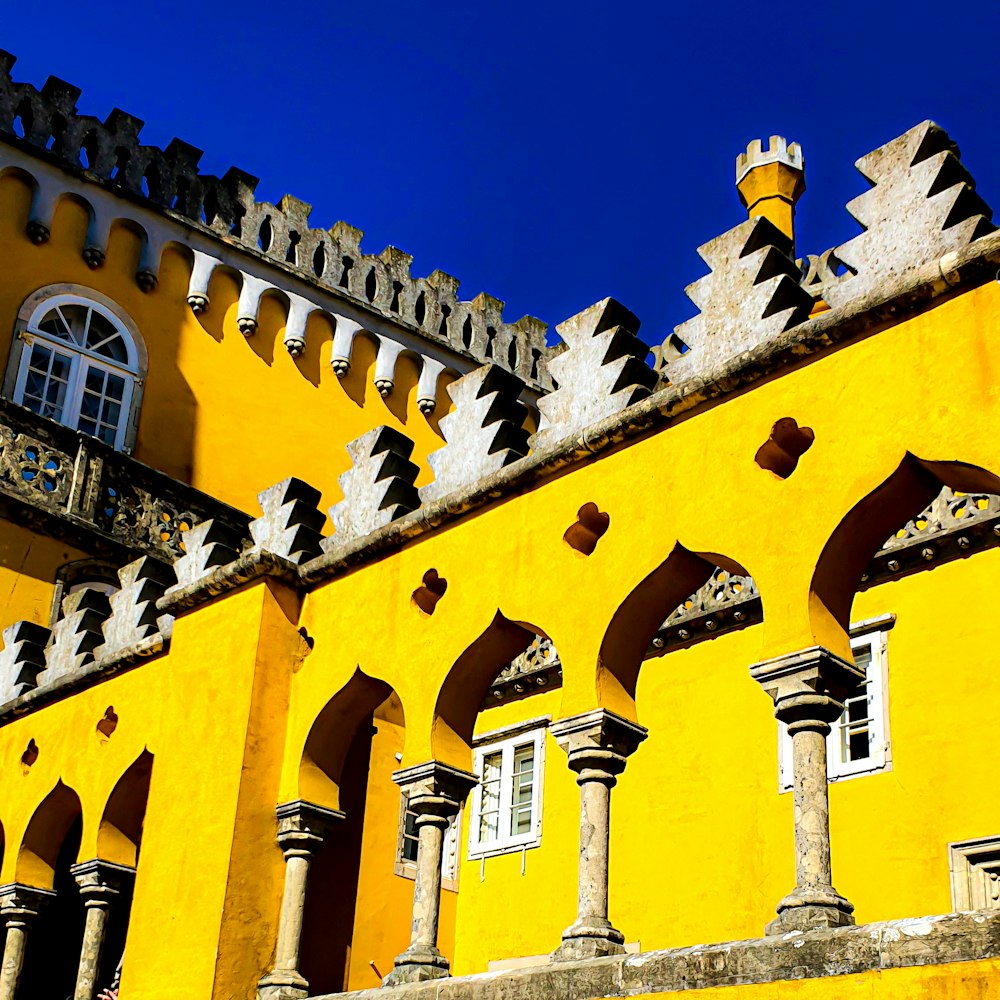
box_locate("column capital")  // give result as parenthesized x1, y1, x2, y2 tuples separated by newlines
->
(391, 760, 477, 822)
(70, 859, 135, 906)
(550, 709, 647, 783)
(275, 799, 345, 856)
(750, 645, 864, 731)
(0, 883, 55, 923)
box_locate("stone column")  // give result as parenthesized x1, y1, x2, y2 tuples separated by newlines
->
(750, 645, 865, 934)
(0, 883, 54, 1000)
(383, 761, 477, 986)
(70, 860, 135, 1000)
(550, 709, 647, 962)
(258, 800, 344, 1000)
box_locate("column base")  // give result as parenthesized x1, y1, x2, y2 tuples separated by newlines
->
(551, 919, 626, 962)
(257, 969, 309, 1000)
(766, 886, 855, 935)
(382, 945, 451, 985)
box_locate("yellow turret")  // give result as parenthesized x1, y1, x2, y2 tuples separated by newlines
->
(735, 135, 805, 249)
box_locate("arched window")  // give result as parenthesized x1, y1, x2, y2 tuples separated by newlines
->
(5, 287, 145, 452)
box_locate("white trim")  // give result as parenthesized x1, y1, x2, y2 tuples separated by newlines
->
(6, 287, 145, 453)
(472, 715, 551, 747)
(778, 621, 893, 791)
(468, 725, 546, 859)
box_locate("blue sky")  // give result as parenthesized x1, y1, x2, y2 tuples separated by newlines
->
(3, 2, 998, 347)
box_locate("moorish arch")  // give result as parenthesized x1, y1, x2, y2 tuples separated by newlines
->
(97, 749, 153, 868)
(299, 667, 394, 811)
(432, 610, 546, 767)
(809, 454, 1000, 650)
(17, 781, 85, 998)
(598, 542, 756, 716)
(294, 668, 400, 994)
(16, 780, 82, 890)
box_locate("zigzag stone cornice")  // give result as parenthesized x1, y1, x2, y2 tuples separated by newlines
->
(0, 51, 553, 402)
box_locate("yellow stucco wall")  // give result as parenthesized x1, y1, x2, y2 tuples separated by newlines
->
(0, 519, 87, 627)
(0, 580, 302, 1000)
(640, 959, 1000, 998)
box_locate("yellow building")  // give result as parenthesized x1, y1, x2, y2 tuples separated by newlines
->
(0, 50, 996, 1000)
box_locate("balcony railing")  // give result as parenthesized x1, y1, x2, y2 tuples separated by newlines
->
(0, 398, 251, 562)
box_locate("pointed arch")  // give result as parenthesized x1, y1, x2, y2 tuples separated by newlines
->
(300, 668, 395, 810)
(98, 749, 153, 867)
(432, 611, 540, 764)
(598, 543, 754, 714)
(810, 454, 1000, 645)
(17, 780, 82, 889)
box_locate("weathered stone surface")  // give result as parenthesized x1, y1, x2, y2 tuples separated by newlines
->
(421, 365, 530, 503)
(326, 427, 420, 547)
(655, 217, 813, 382)
(0, 621, 50, 701)
(825, 121, 995, 308)
(165, 519, 242, 593)
(43, 588, 112, 683)
(750, 647, 865, 934)
(533, 299, 657, 448)
(94, 557, 174, 662)
(310, 909, 1000, 1000)
(550, 711, 648, 962)
(248, 478, 326, 565)
(384, 762, 478, 986)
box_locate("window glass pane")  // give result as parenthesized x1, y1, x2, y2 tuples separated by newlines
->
(105, 373, 126, 400)
(59, 304, 89, 345)
(36, 309, 68, 339)
(510, 744, 535, 836)
(839, 644, 874, 763)
(479, 751, 502, 842)
(401, 807, 419, 863)
(86, 311, 128, 363)
(22, 344, 71, 420)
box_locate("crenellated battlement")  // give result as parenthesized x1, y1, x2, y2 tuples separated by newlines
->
(735, 134, 803, 184)
(0, 51, 553, 389)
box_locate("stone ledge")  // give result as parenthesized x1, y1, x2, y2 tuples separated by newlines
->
(312, 909, 1000, 999)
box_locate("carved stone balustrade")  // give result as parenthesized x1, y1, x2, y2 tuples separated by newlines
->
(0, 398, 251, 563)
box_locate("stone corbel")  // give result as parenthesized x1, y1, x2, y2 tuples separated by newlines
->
(417, 357, 446, 415)
(373, 336, 405, 397)
(187, 250, 220, 314)
(236, 275, 275, 337)
(329, 317, 364, 377)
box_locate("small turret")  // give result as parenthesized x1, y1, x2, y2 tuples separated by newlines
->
(736, 136, 805, 249)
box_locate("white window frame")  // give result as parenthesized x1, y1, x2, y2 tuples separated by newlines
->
(778, 615, 892, 791)
(4, 286, 146, 453)
(394, 793, 461, 892)
(468, 720, 546, 859)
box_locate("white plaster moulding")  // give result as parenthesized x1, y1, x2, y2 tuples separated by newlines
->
(0, 146, 545, 415)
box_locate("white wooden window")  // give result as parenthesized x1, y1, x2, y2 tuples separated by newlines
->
(468, 725, 545, 858)
(395, 795, 460, 889)
(10, 293, 142, 451)
(779, 618, 892, 790)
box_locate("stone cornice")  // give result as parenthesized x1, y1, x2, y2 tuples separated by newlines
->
(310, 908, 1000, 1000)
